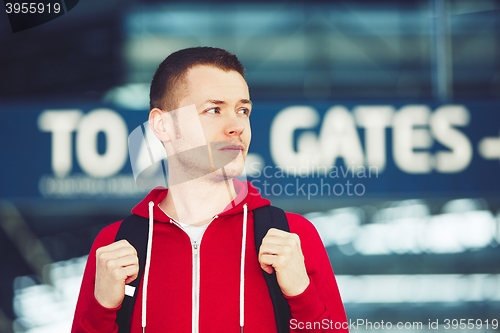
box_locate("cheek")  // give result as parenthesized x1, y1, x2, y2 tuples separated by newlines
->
(245, 129, 251, 144)
(175, 106, 207, 146)
(245, 122, 251, 142)
(182, 126, 207, 147)
(201, 126, 217, 143)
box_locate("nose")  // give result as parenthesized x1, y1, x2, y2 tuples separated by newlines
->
(225, 113, 245, 136)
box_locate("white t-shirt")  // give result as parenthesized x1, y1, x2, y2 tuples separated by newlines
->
(176, 220, 211, 243)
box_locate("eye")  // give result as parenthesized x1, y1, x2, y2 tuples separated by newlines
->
(237, 108, 250, 116)
(206, 107, 220, 114)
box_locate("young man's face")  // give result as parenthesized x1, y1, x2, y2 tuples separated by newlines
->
(165, 65, 252, 182)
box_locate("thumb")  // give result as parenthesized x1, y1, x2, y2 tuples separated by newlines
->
(261, 263, 275, 275)
(125, 273, 138, 285)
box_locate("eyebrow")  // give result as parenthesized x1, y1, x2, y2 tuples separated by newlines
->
(206, 99, 253, 106)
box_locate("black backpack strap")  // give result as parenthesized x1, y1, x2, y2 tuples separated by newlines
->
(114, 214, 149, 333)
(253, 205, 291, 333)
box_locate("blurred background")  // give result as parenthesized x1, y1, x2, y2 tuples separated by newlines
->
(1, 0, 500, 332)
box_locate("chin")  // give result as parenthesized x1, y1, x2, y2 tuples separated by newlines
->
(211, 159, 246, 182)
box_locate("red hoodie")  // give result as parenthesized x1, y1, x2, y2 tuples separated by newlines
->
(71, 181, 348, 333)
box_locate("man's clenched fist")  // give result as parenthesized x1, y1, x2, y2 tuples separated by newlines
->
(258, 228, 310, 297)
(94, 240, 139, 308)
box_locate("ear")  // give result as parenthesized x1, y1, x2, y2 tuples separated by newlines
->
(149, 108, 171, 142)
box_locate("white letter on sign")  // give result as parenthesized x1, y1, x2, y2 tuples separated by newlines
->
(393, 105, 433, 174)
(430, 105, 472, 173)
(270, 106, 320, 175)
(354, 105, 394, 172)
(76, 109, 128, 178)
(38, 110, 83, 178)
(319, 106, 364, 168)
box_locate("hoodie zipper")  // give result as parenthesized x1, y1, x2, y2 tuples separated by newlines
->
(169, 216, 218, 333)
(192, 240, 200, 333)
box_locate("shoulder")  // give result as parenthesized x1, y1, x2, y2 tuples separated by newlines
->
(285, 212, 321, 238)
(284, 212, 330, 271)
(284, 212, 326, 250)
(90, 220, 123, 251)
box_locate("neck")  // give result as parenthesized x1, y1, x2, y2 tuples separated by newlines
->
(160, 176, 237, 226)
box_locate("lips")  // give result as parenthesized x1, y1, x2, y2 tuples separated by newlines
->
(210, 142, 245, 170)
(217, 143, 244, 151)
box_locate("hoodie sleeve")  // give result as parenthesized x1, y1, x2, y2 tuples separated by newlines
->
(71, 221, 122, 333)
(285, 213, 349, 333)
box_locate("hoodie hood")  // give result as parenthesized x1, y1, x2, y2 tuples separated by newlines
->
(131, 179, 270, 221)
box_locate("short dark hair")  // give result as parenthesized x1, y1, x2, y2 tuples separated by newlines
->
(149, 47, 245, 111)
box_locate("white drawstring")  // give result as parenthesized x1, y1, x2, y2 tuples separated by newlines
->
(239, 203, 248, 333)
(142, 201, 154, 333)
(140, 201, 247, 332)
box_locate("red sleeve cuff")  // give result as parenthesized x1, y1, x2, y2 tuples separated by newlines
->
(83, 294, 121, 332)
(284, 281, 326, 321)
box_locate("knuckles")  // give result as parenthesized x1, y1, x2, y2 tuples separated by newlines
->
(97, 254, 109, 267)
(285, 238, 296, 248)
(282, 245, 293, 256)
(112, 268, 124, 280)
(105, 259, 118, 270)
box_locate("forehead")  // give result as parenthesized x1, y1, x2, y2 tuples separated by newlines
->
(183, 65, 249, 100)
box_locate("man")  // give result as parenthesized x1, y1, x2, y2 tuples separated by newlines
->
(72, 47, 348, 333)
